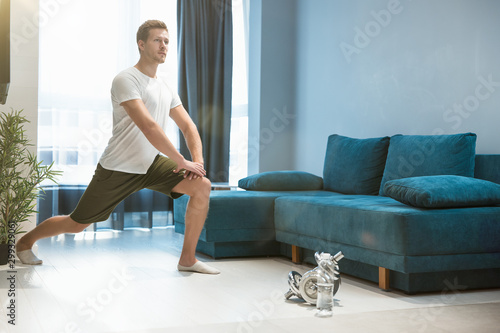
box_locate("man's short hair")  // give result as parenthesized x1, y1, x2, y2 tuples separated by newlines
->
(136, 20, 168, 52)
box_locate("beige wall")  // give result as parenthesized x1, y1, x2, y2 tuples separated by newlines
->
(0, 0, 39, 234)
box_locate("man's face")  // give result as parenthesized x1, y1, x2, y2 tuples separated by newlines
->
(140, 28, 169, 64)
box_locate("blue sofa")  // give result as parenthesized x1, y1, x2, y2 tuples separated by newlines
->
(174, 133, 500, 294)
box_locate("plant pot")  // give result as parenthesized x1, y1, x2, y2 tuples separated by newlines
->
(0, 243, 9, 265)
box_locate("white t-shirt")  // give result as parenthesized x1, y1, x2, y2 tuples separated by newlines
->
(99, 67, 182, 174)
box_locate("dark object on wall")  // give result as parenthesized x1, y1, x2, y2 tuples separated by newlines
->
(0, 0, 10, 105)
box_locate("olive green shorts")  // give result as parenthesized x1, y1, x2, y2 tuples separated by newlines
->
(70, 155, 186, 224)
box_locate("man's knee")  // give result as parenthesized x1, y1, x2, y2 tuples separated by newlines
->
(186, 177, 210, 200)
(197, 177, 212, 199)
(202, 177, 212, 192)
(174, 176, 212, 199)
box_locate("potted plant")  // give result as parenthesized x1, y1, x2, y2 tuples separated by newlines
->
(0, 109, 61, 265)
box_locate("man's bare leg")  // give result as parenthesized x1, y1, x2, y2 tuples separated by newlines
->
(172, 176, 219, 274)
(16, 215, 91, 264)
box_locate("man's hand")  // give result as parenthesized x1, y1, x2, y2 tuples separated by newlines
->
(174, 159, 206, 180)
(182, 170, 203, 180)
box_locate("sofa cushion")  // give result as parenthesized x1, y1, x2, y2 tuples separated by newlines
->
(383, 175, 500, 208)
(323, 134, 390, 195)
(174, 190, 338, 242)
(274, 195, 500, 260)
(379, 133, 477, 195)
(238, 171, 323, 191)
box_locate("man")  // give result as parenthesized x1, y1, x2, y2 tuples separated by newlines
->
(16, 20, 219, 274)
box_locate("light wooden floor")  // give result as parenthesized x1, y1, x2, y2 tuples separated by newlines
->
(1, 226, 499, 333)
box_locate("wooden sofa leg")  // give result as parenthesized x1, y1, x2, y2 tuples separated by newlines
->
(379, 267, 390, 291)
(292, 245, 301, 263)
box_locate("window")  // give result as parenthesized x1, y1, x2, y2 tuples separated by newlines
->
(229, 0, 249, 185)
(39, 0, 248, 185)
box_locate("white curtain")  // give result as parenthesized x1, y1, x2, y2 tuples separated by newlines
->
(38, 0, 179, 185)
(228, 0, 249, 185)
(38, 0, 248, 186)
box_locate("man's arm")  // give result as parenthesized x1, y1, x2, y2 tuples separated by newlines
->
(170, 104, 204, 179)
(121, 99, 206, 177)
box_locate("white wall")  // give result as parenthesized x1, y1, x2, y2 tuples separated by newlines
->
(0, 0, 39, 234)
(294, 0, 500, 175)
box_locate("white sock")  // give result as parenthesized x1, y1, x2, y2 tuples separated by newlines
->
(177, 261, 220, 274)
(16, 249, 43, 265)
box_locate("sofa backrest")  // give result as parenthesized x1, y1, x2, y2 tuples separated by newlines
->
(377, 133, 477, 196)
(474, 154, 500, 185)
(322, 134, 390, 195)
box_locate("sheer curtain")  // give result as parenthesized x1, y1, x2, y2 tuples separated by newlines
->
(37, 0, 249, 228)
(39, 0, 179, 186)
(38, 0, 179, 229)
(228, 0, 249, 185)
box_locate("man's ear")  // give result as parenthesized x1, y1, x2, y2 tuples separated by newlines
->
(138, 40, 145, 52)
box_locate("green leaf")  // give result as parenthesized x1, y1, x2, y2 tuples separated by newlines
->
(0, 109, 62, 238)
